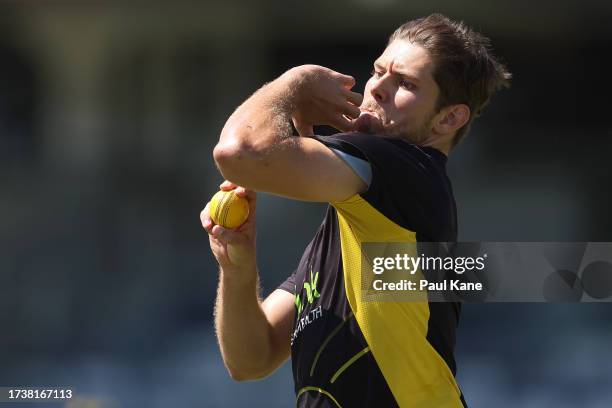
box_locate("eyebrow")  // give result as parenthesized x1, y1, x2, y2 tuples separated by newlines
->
(373, 61, 422, 84)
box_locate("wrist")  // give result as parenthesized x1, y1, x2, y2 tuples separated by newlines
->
(278, 67, 307, 112)
(280, 66, 305, 87)
(219, 264, 258, 287)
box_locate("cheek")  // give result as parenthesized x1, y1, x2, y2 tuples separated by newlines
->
(386, 93, 417, 123)
(394, 92, 419, 111)
(393, 92, 434, 122)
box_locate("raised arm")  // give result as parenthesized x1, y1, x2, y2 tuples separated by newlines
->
(214, 65, 366, 202)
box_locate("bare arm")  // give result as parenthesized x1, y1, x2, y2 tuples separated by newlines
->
(215, 281, 294, 381)
(202, 182, 294, 380)
(214, 65, 366, 202)
(204, 67, 366, 379)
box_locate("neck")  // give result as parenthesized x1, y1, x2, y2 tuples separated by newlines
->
(420, 133, 452, 156)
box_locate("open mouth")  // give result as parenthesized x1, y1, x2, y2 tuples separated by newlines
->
(353, 110, 384, 133)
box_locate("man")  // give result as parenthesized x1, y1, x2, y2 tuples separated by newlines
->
(201, 13, 510, 407)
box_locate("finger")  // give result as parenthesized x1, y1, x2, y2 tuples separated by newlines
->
(329, 114, 354, 132)
(200, 202, 214, 232)
(339, 102, 361, 119)
(220, 180, 238, 191)
(294, 120, 314, 137)
(232, 189, 257, 226)
(338, 74, 356, 89)
(234, 186, 256, 203)
(344, 89, 364, 106)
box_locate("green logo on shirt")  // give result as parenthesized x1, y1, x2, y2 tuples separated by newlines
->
(295, 269, 320, 315)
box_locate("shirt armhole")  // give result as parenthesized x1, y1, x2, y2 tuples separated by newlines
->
(330, 148, 372, 187)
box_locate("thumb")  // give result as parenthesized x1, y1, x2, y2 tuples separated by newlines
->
(293, 118, 314, 137)
(211, 224, 245, 245)
(220, 180, 238, 191)
(211, 225, 254, 268)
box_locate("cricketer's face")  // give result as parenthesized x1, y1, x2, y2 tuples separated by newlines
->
(354, 40, 441, 143)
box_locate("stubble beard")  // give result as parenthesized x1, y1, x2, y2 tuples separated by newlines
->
(358, 103, 437, 146)
(383, 113, 435, 145)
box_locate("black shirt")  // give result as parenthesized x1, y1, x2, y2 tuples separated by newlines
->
(279, 132, 466, 408)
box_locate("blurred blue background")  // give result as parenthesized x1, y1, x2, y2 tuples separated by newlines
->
(1, 1, 611, 407)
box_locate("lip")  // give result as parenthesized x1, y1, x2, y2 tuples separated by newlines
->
(361, 108, 380, 119)
(360, 107, 387, 124)
(354, 110, 383, 133)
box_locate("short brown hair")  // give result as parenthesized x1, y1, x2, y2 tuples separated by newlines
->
(389, 14, 511, 145)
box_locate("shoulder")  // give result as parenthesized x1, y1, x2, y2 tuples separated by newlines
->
(317, 133, 456, 241)
(315, 133, 449, 191)
(314, 132, 446, 170)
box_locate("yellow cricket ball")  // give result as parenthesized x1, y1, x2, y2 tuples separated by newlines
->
(209, 189, 250, 229)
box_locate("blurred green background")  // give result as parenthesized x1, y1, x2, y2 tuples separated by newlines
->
(1, 1, 611, 407)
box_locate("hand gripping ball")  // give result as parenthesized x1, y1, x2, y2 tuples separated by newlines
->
(209, 190, 250, 229)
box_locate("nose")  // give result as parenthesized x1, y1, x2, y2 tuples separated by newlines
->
(370, 76, 389, 104)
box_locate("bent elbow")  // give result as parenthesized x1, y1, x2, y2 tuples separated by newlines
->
(213, 141, 240, 170)
(213, 139, 248, 178)
(213, 137, 264, 185)
(226, 366, 270, 382)
(227, 369, 249, 382)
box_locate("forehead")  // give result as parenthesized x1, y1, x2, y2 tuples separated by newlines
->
(375, 40, 435, 82)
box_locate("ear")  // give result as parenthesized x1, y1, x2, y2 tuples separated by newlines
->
(432, 104, 470, 135)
